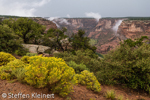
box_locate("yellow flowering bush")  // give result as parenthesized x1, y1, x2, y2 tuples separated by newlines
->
(0, 59, 26, 81)
(75, 70, 101, 92)
(0, 52, 16, 66)
(21, 56, 30, 64)
(24, 56, 78, 97)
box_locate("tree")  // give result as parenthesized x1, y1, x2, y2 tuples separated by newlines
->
(2, 18, 46, 44)
(70, 30, 97, 53)
(0, 24, 23, 53)
(42, 28, 68, 52)
(121, 36, 149, 47)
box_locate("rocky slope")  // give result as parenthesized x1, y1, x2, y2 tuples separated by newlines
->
(53, 18, 150, 54)
(0, 17, 57, 33)
(118, 20, 150, 39)
(31, 17, 57, 33)
(52, 18, 98, 37)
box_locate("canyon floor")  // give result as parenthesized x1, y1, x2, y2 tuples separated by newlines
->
(0, 79, 150, 100)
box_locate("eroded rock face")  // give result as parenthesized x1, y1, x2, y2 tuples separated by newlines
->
(32, 18, 57, 33)
(46, 18, 150, 54)
(54, 18, 98, 36)
(118, 20, 150, 40)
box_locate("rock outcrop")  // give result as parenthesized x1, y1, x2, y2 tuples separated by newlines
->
(22, 44, 50, 54)
(31, 18, 57, 33)
(118, 20, 150, 40)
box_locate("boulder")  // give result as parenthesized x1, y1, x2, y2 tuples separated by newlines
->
(22, 44, 50, 54)
(52, 50, 60, 54)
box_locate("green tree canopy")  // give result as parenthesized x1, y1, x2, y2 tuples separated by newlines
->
(2, 18, 46, 44)
(0, 24, 23, 53)
(121, 36, 149, 47)
(42, 27, 68, 52)
(70, 30, 97, 53)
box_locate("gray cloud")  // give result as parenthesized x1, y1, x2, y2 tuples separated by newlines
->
(0, 0, 51, 17)
(0, 0, 150, 17)
(85, 12, 101, 21)
(49, 17, 70, 25)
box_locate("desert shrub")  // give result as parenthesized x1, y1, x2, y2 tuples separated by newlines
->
(75, 70, 101, 92)
(95, 42, 150, 93)
(11, 67, 27, 83)
(21, 56, 30, 64)
(54, 50, 101, 73)
(44, 49, 52, 55)
(104, 90, 116, 100)
(75, 49, 98, 59)
(0, 52, 16, 66)
(14, 47, 29, 56)
(66, 61, 89, 74)
(25, 53, 37, 56)
(54, 51, 74, 62)
(24, 56, 78, 97)
(0, 59, 26, 81)
(95, 52, 104, 58)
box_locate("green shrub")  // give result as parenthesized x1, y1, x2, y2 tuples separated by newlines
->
(54, 50, 101, 73)
(95, 52, 103, 58)
(25, 53, 37, 56)
(105, 90, 116, 100)
(117, 95, 124, 100)
(75, 70, 101, 92)
(24, 56, 78, 97)
(96, 42, 150, 93)
(0, 59, 26, 81)
(14, 47, 29, 56)
(54, 51, 74, 62)
(67, 61, 89, 74)
(0, 52, 16, 66)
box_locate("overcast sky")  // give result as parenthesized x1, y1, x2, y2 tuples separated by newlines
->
(0, 0, 149, 18)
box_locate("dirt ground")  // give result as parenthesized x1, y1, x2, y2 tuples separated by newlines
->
(0, 79, 150, 100)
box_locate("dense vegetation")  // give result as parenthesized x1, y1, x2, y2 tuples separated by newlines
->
(96, 36, 150, 93)
(0, 24, 23, 53)
(54, 36, 150, 94)
(2, 18, 46, 44)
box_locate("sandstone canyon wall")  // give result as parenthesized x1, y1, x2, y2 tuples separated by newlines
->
(31, 18, 57, 33)
(53, 18, 150, 54)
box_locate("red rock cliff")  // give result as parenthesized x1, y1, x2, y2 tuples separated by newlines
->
(32, 18, 57, 33)
(51, 18, 150, 54)
(118, 20, 150, 39)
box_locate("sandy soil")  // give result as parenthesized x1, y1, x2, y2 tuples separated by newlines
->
(0, 79, 150, 100)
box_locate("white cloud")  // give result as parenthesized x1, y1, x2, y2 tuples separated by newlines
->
(112, 20, 123, 33)
(59, 19, 70, 25)
(48, 17, 70, 26)
(48, 17, 59, 21)
(85, 12, 101, 21)
(47, 17, 60, 27)
(66, 14, 70, 18)
(0, 0, 51, 17)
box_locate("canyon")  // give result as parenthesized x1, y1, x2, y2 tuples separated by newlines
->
(51, 18, 150, 54)
(1, 16, 150, 54)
